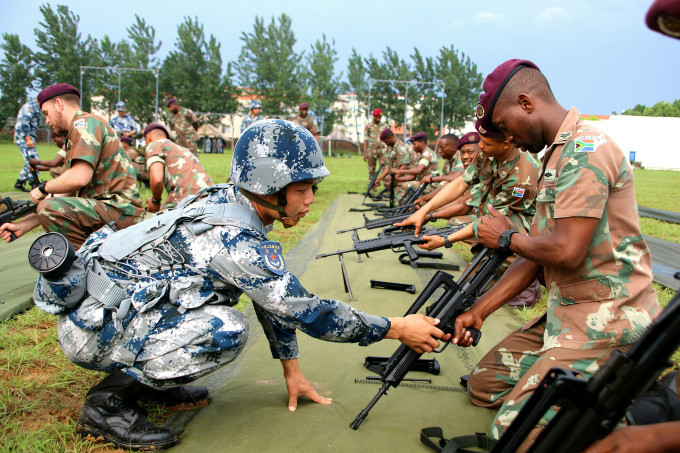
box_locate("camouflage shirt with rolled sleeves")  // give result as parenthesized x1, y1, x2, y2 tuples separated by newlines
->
(291, 115, 319, 137)
(34, 184, 390, 361)
(65, 111, 143, 216)
(530, 107, 658, 351)
(170, 107, 199, 148)
(415, 146, 440, 180)
(240, 114, 265, 133)
(462, 147, 539, 235)
(14, 100, 41, 143)
(145, 138, 214, 208)
(399, 143, 418, 167)
(437, 153, 465, 189)
(110, 113, 138, 135)
(364, 120, 384, 158)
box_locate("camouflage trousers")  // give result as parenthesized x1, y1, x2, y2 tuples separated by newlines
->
(58, 302, 248, 388)
(17, 142, 39, 183)
(36, 197, 141, 249)
(467, 319, 620, 439)
(180, 138, 199, 158)
(366, 148, 386, 178)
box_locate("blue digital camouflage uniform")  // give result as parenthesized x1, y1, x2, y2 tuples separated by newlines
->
(14, 99, 42, 184)
(110, 113, 139, 137)
(240, 114, 265, 133)
(33, 184, 390, 388)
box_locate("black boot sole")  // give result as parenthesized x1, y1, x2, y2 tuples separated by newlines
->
(76, 421, 178, 451)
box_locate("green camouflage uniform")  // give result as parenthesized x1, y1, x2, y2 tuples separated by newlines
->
(467, 108, 660, 439)
(49, 148, 68, 179)
(390, 140, 415, 200)
(364, 120, 385, 178)
(290, 114, 319, 139)
(402, 146, 441, 195)
(447, 147, 539, 238)
(125, 147, 149, 184)
(145, 138, 214, 209)
(169, 107, 199, 157)
(36, 111, 144, 249)
(436, 152, 465, 191)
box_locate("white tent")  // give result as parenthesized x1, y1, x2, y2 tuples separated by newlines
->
(586, 115, 680, 170)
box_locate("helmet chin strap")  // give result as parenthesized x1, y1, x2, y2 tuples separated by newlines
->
(240, 189, 300, 229)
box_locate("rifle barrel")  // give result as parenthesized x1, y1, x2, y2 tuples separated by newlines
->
(315, 248, 355, 259)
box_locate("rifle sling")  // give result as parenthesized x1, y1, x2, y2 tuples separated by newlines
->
(420, 427, 497, 453)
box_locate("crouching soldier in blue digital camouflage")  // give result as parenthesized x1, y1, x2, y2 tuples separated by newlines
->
(33, 119, 448, 451)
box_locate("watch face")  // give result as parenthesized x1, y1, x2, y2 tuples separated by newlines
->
(498, 235, 510, 248)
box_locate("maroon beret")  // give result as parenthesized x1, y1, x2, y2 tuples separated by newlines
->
(299, 102, 310, 109)
(475, 119, 505, 138)
(379, 128, 394, 141)
(410, 132, 428, 142)
(476, 59, 540, 133)
(37, 83, 80, 107)
(456, 132, 481, 150)
(646, 0, 680, 39)
(372, 108, 383, 116)
(143, 123, 170, 138)
(166, 97, 177, 106)
(120, 136, 133, 144)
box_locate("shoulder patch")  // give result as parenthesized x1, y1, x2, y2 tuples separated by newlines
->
(74, 118, 86, 129)
(558, 131, 572, 141)
(574, 135, 608, 153)
(259, 241, 286, 275)
(511, 187, 526, 198)
(543, 169, 556, 183)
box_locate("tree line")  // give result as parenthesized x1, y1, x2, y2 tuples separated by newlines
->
(0, 3, 483, 137)
(623, 100, 680, 118)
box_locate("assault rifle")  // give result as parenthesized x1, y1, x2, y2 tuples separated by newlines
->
(0, 197, 37, 242)
(317, 225, 461, 269)
(350, 247, 512, 429)
(336, 210, 415, 234)
(491, 274, 680, 453)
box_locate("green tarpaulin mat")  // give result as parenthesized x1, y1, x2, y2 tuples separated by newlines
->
(167, 194, 524, 452)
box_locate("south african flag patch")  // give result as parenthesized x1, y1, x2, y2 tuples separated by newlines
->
(511, 187, 526, 198)
(574, 138, 595, 152)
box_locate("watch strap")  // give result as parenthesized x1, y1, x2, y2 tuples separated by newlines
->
(38, 181, 49, 195)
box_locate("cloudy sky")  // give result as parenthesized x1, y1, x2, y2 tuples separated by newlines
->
(2, 0, 678, 115)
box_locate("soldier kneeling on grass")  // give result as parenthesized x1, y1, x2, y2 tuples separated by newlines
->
(32, 119, 449, 450)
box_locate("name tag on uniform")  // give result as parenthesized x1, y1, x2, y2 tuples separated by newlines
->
(259, 241, 286, 275)
(511, 187, 526, 198)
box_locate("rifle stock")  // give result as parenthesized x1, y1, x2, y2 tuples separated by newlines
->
(350, 248, 512, 429)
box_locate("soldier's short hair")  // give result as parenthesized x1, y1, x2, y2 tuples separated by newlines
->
(440, 133, 459, 144)
(495, 68, 555, 112)
(53, 93, 81, 107)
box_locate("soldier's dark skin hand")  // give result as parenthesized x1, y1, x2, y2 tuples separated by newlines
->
(477, 205, 511, 248)
(581, 423, 680, 453)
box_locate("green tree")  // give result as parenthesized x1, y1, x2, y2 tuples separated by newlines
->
(161, 17, 237, 126)
(0, 34, 34, 127)
(624, 101, 680, 117)
(306, 35, 342, 135)
(161, 17, 236, 122)
(234, 14, 305, 114)
(347, 48, 367, 138)
(33, 4, 96, 110)
(123, 15, 163, 125)
(411, 45, 483, 136)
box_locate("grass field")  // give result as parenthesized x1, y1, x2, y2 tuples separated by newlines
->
(0, 140, 678, 452)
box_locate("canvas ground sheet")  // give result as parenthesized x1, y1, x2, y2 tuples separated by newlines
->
(167, 194, 524, 452)
(0, 191, 40, 322)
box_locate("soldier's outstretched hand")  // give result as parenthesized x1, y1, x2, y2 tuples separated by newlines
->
(281, 359, 332, 412)
(386, 314, 449, 353)
(394, 210, 428, 237)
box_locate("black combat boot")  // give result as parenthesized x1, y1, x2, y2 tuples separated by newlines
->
(76, 369, 178, 451)
(14, 180, 29, 192)
(140, 383, 211, 410)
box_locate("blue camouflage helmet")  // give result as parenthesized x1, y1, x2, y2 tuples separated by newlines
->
(249, 100, 261, 110)
(230, 119, 330, 196)
(116, 101, 126, 111)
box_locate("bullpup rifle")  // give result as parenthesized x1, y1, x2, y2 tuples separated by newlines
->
(350, 247, 512, 429)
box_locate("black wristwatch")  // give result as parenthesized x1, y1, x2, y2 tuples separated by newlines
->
(38, 181, 49, 195)
(498, 230, 517, 251)
(151, 198, 161, 205)
(443, 235, 453, 248)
